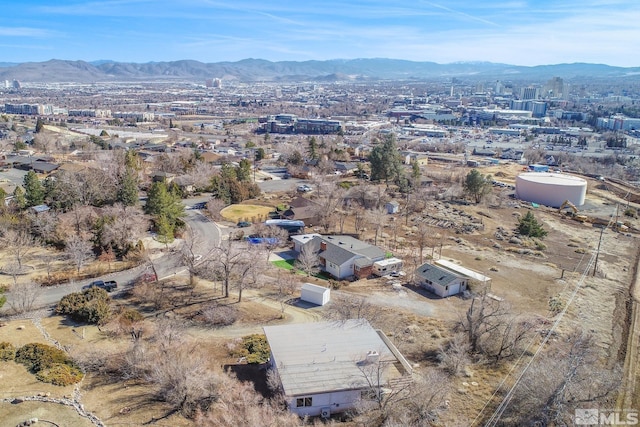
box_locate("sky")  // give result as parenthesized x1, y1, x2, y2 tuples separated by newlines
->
(1, 0, 639, 67)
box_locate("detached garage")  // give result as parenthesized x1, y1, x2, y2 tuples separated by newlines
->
(300, 283, 330, 306)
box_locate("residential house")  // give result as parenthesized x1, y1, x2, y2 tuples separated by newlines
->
(401, 151, 429, 166)
(415, 259, 491, 297)
(334, 161, 358, 175)
(263, 319, 413, 417)
(415, 262, 469, 297)
(280, 197, 321, 226)
(500, 148, 524, 162)
(297, 235, 387, 280)
(291, 234, 322, 253)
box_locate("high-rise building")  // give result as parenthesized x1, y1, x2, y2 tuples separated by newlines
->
(520, 87, 539, 100)
(544, 77, 568, 99)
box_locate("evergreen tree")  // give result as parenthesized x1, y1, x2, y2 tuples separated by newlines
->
(237, 159, 252, 182)
(307, 136, 319, 160)
(411, 160, 421, 187)
(23, 170, 45, 207)
(464, 169, 492, 204)
(145, 181, 184, 236)
(12, 186, 26, 209)
(35, 118, 44, 133)
(155, 214, 175, 245)
(369, 133, 402, 185)
(517, 211, 548, 238)
(117, 168, 139, 206)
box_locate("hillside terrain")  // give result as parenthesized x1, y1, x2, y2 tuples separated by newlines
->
(2, 58, 640, 83)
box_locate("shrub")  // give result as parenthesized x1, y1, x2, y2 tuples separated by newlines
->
(16, 343, 69, 372)
(118, 307, 144, 324)
(231, 334, 271, 364)
(56, 287, 111, 325)
(16, 343, 84, 386)
(624, 207, 637, 218)
(36, 363, 84, 386)
(0, 342, 16, 361)
(202, 304, 238, 327)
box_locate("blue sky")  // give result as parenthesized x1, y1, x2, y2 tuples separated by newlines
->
(1, 0, 638, 66)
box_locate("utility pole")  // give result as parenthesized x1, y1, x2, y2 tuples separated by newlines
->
(592, 225, 605, 277)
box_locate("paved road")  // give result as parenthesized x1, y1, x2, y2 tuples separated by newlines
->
(1, 207, 223, 315)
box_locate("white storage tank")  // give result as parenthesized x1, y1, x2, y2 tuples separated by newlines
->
(515, 172, 587, 208)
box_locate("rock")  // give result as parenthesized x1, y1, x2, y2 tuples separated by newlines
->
(464, 366, 475, 377)
(16, 325, 25, 330)
(509, 236, 522, 245)
(12, 398, 24, 404)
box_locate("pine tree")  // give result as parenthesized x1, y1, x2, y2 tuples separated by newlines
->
(12, 186, 26, 209)
(464, 169, 492, 204)
(117, 168, 139, 206)
(369, 133, 402, 185)
(517, 211, 547, 238)
(23, 170, 45, 207)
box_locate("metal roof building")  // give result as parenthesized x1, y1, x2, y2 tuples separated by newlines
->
(263, 319, 412, 417)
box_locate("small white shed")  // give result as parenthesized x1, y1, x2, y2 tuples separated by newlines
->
(385, 201, 400, 214)
(300, 283, 330, 306)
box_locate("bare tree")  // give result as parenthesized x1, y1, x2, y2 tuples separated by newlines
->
(351, 202, 367, 234)
(458, 290, 534, 363)
(498, 331, 622, 426)
(180, 230, 206, 287)
(0, 229, 36, 271)
(402, 369, 453, 426)
(314, 185, 345, 233)
(194, 374, 300, 427)
(323, 294, 382, 322)
(205, 198, 226, 221)
(413, 221, 432, 264)
(251, 224, 289, 262)
(206, 239, 257, 301)
(274, 270, 300, 315)
(98, 204, 148, 255)
(295, 243, 320, 277)
(65, 234, 94, 273)
(438, 333, 471, 376)
(366, 207, 388, 246)
(8, 281, 42, 314)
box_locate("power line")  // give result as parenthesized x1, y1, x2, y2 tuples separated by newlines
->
(474, 215, 614, 426)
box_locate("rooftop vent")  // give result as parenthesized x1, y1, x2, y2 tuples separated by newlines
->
(365, 350, 380, 364)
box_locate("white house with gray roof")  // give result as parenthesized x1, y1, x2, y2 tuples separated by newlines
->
(415, 262, 469, 297)
(263, 319, 412, 417)
(296, 235, 387, 280)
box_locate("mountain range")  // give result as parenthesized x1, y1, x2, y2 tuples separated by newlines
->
(1, 58, 639, 83)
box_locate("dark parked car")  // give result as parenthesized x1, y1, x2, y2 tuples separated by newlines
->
(237, 221, 252, 228)
(82, 280, 118, 292)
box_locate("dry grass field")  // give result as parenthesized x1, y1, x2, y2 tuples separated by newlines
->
(219, 203, 273, 223)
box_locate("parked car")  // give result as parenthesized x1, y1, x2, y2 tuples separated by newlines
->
(82, 280, 118, 292)
(237, 221, 252, 228)
(297, 184, 312, 193)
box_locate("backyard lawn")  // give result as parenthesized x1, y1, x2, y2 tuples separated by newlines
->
(220, 204, 273, 222)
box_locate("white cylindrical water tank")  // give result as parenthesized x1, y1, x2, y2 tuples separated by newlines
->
(515, 173, 587, 207)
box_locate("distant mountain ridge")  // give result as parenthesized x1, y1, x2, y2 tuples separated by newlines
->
(0, 58, 639, 83)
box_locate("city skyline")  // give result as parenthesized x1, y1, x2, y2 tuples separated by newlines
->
(1, 0, 639, 67)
